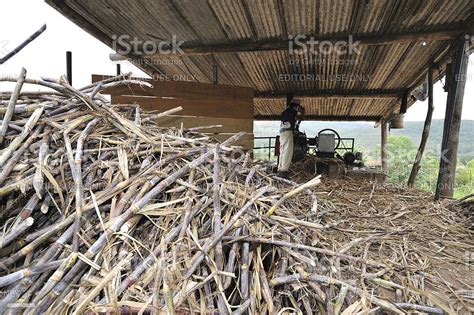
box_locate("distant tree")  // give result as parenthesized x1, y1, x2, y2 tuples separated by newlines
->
(384, 135, 472, 198)
(386, 136, 417, 184)
(383, 136, 437, 190)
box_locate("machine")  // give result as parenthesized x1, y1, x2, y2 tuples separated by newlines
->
(279, 126, 363, 177)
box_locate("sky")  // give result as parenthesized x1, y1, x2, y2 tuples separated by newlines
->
(0, 0, 473, 122)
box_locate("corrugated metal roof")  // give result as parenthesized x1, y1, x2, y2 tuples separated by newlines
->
(50, 0, 473, 120)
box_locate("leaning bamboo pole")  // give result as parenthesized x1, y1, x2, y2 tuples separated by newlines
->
(408, 63, 434, 187)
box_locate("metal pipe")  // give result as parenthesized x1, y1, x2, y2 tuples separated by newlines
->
(66, 51, 72, 85)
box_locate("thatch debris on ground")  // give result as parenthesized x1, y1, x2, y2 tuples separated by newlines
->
(0, 70, 472, 314)
(456, 194, 473, 229)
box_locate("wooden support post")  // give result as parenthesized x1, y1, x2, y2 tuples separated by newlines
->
(400, 90, 409, 114)
(381, 121, 388, 175)
(435, 41, 469, 200)
(408, 63, 434, 187)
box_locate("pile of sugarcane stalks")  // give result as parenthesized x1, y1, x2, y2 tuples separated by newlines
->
(0, 69, 472, 314)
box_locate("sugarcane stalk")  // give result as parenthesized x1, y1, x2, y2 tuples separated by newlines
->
(334, 285, 348, 315)
(142, 106, 183, 123)
(0, 258, 65, 288)
(223, 237, 385, 268)
(232, 299, 251, 315)
(223, 227, 241, 289)
(0, 174, 34, 197)
(201, 267, 214, 311)
(70, 117, 101, 251)
(394, 303, 443, 314)
(33, 128, 51, 198)
(72, 254, 132, 315)
(0, 217, 74, 270)
(281, 247, 316, 267)
(0, 224, 74, 312)
(270, 274, 403, 314)
(39, 194, 51, 214)
(32, 252, 78, 303)
(0, 67, 26, 143)
(257, 260, 274, 313)
(0, 217, 34, 249)
(112, 197, 211, 299)
(240, 226, 250, 301)
(294, 265, 326, 303)
(272, 175, 318, 212)
(0, 126, 43, 185)
(160, 239, 175, 315)
(79, 72, 132, 91)
(212, 144, 224, 281)
(16, 194, 40, 223)
(0, 25, 46, 65)
(0, 107, 43, 167)
(15, 268, 53, 313)
(183, 186, 272, 279)
(38, 268, 86, 314)
(267, 175, 321, 216)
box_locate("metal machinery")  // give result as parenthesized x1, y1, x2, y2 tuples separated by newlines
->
(290, 127, 363, 177)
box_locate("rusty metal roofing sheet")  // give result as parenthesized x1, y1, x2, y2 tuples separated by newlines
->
(51, 0, 473, 120)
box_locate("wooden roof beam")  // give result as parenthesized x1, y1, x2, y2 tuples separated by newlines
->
(110, 28, 465, 59)
(255, 90, 403, 99)
(254, 115, 382, 122)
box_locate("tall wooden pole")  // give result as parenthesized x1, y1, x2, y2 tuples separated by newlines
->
(435, 41, 468, 200)
(408, 63, 434, 187)
(66, 51, 72, 85)
(381, 121, 388, 175)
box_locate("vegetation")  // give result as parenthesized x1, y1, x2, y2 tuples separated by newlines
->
(455, 159, 474, 198)
(370, 135, 473, 198)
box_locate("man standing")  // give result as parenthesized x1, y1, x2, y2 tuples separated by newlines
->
(277, 99, 305, 178)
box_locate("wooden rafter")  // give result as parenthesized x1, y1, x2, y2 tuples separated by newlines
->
(254, 115, 382, 122)
(110, 28, 465, 58)
(255, 90, 403, 99)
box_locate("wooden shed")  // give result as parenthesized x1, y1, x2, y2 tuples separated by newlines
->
(47, 0, 473, 198)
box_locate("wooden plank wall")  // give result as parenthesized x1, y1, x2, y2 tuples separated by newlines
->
(92, 75, 255, 150)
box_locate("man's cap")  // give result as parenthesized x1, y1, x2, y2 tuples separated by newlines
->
(289, 99, 301, 107)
